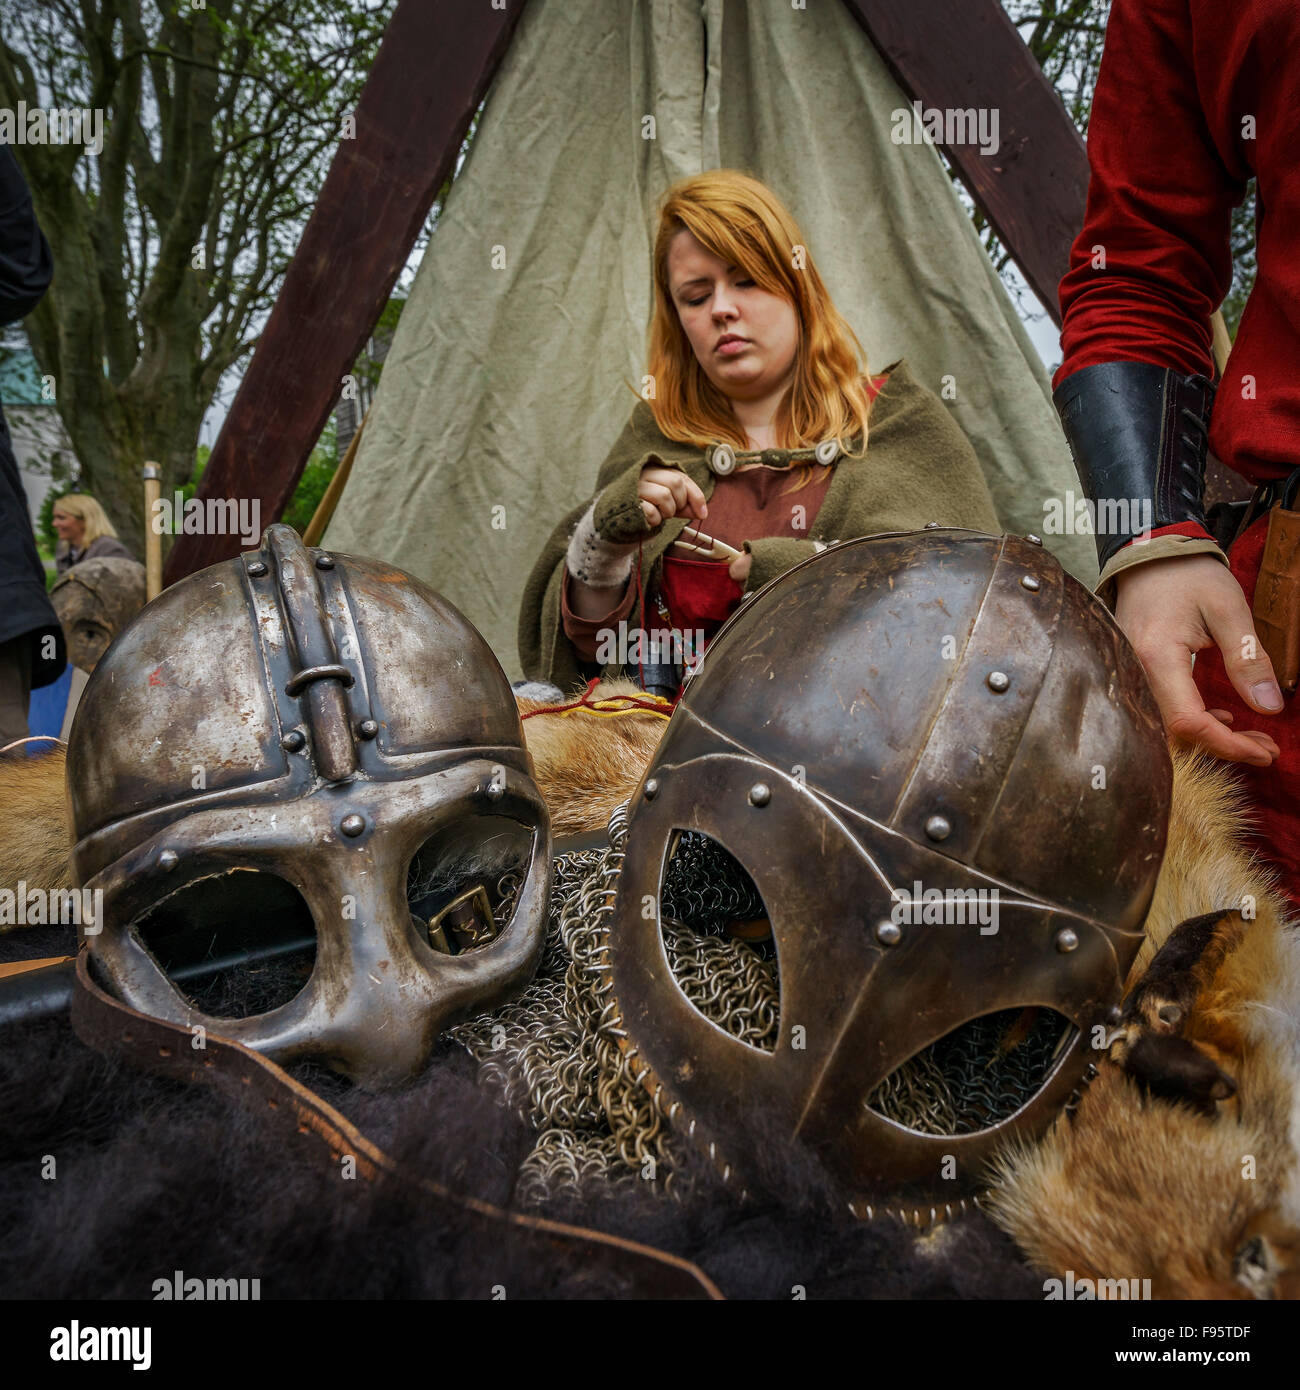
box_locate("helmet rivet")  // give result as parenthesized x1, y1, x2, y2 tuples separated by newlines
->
(1020, 574, 1041, 592)
(340, 813, 366, 838)
(281, 729, 306, 752)
(1107, 1004, 1123, 1024)
(1025, 533, 1043, 546)
(357, 718, 378, 740)
(986, 670, 1011, 693)
(158, 849, 178, 871)
(748, 782, 771, 807)
(315, 554, 335, 570)
(1056, 927, 1079, 953)
(245, 559, 268, 577)
(484, 779, 505, 802)
(924, 520, 940, 529)
(875, 920, 901, 946)
(643, 778, 659, 800)
(924, 814, 951, 842)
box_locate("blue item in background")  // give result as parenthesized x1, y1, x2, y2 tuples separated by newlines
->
(25, 660, 71, 743)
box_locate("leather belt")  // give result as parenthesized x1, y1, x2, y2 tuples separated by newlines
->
(70, 947, 722, 1300)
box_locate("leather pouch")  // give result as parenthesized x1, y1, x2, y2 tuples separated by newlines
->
(1253, 505, 1300, 693)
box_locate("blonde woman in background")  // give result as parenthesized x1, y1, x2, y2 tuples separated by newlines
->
(52, 494, 134, 577)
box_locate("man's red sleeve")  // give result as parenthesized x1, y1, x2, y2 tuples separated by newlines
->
(1054, 0, 1246, 388)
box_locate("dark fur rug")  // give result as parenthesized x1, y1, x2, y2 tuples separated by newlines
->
(0, 927, 1041, 1300)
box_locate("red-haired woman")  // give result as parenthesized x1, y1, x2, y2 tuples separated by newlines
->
(519, 170, 1001, 695)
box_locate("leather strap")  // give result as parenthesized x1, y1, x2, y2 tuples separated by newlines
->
(70, 947, 721, 1300)
(1254, 505, 1300, 694)
(1053, 361, 1216, 569)
(0, 955, 72, 980)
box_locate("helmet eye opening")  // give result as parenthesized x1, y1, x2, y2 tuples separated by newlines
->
(865, 1007, 1077, 1136)
(657, 829, 780, 1054)
(405, 812, 535, 956)
(129, 868, 317, 1019)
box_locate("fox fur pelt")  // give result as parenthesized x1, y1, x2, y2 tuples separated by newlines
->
(516, 679, 671, 837)
(986, 751, 1300, 1299)
(0, 747, 71, 917)
(0, 681, 666, 898)
(504, 692, 1300, 1300)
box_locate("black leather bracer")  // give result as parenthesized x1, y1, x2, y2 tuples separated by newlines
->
(1052, 361, 1216, 570)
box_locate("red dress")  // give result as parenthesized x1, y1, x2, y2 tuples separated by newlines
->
(1055, 0, 1300, 906)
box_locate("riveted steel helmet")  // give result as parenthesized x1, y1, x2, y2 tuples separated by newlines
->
(608, 530, 1170, 1216)
(68, 524, 551, 1088)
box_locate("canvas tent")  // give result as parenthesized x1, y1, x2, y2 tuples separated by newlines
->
(315, 0, 1092, 679)
(169, 0, 1105, 681)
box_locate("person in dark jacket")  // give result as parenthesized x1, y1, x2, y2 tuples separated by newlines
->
(0, 145, 64, 747)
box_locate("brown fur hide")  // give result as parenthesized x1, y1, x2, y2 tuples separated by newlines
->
(522, 709, 1300, 1299)
(518, 679, 671, 837)
(0, 749, 71, 919)
(0, 682, 668, 899)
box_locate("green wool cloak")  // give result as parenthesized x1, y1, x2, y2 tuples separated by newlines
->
(518, 359, 1002, 692)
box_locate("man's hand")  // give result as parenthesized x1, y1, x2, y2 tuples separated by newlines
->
(638, 466, 707, 529)
(1113, 554, 1283, 767)
(728, 550, 752, 584)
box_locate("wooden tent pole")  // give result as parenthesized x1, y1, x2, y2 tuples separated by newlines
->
(141, 463, 162, 600)
(845, 0, 1240, 388)
(303, 410, 369, 547)
(841, 0, 1087, 326)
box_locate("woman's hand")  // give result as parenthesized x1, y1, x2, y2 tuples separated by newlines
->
(639, 466, 708, 529)
(1113, 554, 1283, 767)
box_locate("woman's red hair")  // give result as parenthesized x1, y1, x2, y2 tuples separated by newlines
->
(643, 169, 872, 458)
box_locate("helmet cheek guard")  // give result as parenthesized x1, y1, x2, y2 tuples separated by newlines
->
(608, 531, 1169, 1210)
